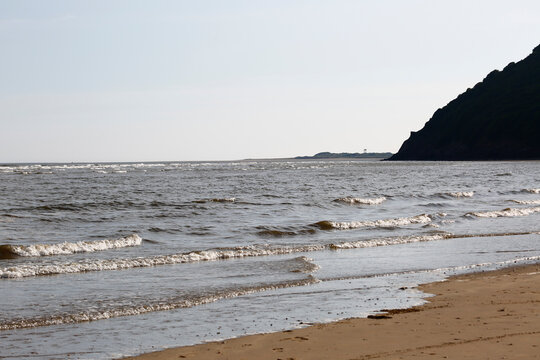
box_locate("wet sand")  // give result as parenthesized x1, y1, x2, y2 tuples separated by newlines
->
(124, 263, 540, 359)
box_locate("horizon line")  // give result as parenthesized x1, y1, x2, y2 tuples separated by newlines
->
(0, 153, 395, 165)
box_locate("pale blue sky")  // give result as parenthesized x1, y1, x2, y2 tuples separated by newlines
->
(1, 0, 539, 162)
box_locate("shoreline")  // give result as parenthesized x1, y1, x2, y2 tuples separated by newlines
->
(122, 263, 540, 359)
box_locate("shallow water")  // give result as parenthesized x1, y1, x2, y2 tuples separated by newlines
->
(0, 160, 539, 359)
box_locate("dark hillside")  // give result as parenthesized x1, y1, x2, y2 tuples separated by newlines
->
(390, 44, 540, 160)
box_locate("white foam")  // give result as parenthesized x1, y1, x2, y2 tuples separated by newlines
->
(0, 233, 441, 279)
(0, 163, 186, 174)
(3, 230, 535, 279)
(334, 197, 386, 205)
(523, 188, 540, 194)
(467, 207, 540, 218)
(322, 254, 540, 282)
(445, 191, 474, 198)
(318, 214, 432, 230)
(329, 234, 447, 249)
(3, 234, 142, 257)
(432, 255, 540, 274)
(0, 277, 319, 330)
(0, 245, 325, 279)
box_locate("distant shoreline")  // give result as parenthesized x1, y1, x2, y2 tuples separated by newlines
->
(1, 154, 394, 166)
(294, 151, 393, 160)
(6, 158, 540, 166)
(242, 157, 390, 161)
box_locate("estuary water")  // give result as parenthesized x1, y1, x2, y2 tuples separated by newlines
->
(0, 160, 539, 359)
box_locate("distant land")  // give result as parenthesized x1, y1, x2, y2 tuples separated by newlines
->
(390, 43, 540, 161)
(295, 152, 393, 159)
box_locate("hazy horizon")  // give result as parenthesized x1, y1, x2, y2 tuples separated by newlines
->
(2, 1, 539, 163)
(0, 151, 396, 165)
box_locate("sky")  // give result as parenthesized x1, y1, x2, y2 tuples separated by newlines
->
(1, 0, 539, 162)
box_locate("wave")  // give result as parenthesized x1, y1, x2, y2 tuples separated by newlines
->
(0, 163, 176, 173)
(328, 234, 447, 249)
(509, 199, 540, 205)
(0, 233, 440, 279)
(321, 254, 540, 282)
(290, 256, 320, 273)
(444, 191, 474, 198)
(0, 244, 326, 279)
(466, 207, 540, 218)
(523, 188, 540, 194)
(446, 231, 540, 239)
(256, 227, 317, 237)
(34, 203, 83, 212)
(419, 202, 447, 207)
(333, 197, 386, 205)
(3, 231, 537, 279)
(0, 234, 142, 259)
(0, 277, 318, 330)
(258, 213, 433, 237)
(6, 251, 540, 330)
(0, 214, 21, 224)
(8, 200, 171, 213)
(0, 214, 22, 218)
(312, 214, 432, 230)
(148, 227, 182, 234)
(193, 198, 236, 204)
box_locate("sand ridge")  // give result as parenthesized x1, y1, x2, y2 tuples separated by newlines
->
(123, 263, 540, 360)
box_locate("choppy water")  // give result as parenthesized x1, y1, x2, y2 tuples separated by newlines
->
(1, 160, 539, 359)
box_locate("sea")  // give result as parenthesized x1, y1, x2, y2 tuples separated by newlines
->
(1, 160, 539, 359)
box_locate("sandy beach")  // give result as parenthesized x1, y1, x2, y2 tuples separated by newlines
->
(124, 263, 540, 360)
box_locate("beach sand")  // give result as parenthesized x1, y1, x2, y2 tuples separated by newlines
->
(124, 263, 540, 359)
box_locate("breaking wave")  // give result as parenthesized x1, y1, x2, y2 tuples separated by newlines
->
(523, 188, 540, 194)
(333, 197, 386, 205)
(0, 245, 324, 279)
(328, 234, 446, 249)
(258, 213, 435, 237)
(312, 214, 432, 230)
(466, 207, 540, 218)
(444, 191, 474, 198)
(4, 249, 540, 331)
(2, 230, 537, 279)
(0, 233, 444, 279)
(0, 246, 323, 279)
(0, 277, 318, 330)
(0, 234, 142, 259)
